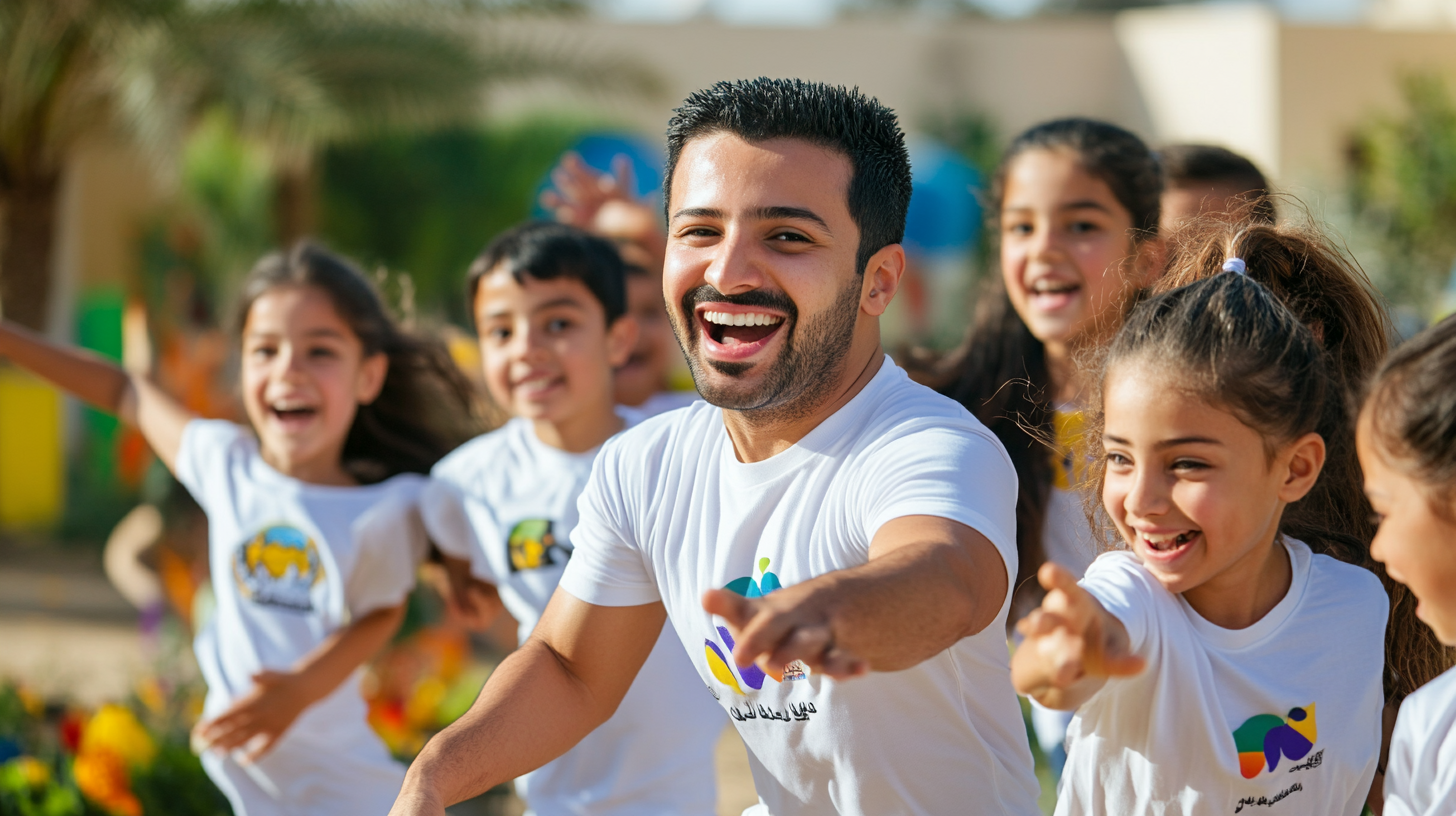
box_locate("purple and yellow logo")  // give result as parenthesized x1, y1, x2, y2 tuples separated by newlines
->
(1233, 704, 1317, 779)
(704, 558, 806, 695)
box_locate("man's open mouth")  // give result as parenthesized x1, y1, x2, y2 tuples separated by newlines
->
(700, 309, 786, 347)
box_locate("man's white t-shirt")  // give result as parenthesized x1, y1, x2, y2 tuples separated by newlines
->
(1060, 539, 1387, 816)
(1385, 666, 1456, 816)
(559, 359, 1042, 816)
(422, 414, 724, 816)
(176, 420, 422, 813)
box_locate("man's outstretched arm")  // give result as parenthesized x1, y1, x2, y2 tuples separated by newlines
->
(704, 515, 1007, 678)
(390, 593, 666, 816)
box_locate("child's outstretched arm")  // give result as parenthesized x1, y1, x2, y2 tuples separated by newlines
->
(1011, 562, 1146, 711)
(0, 321, 194, 470)
(193, 601, 407, 762)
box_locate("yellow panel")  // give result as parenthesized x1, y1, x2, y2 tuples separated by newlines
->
(0, 368, 64, 529)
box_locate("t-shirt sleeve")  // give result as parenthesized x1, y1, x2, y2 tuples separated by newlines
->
(173, 419, 250, 514)
(1079, 553, 1157, 655)
(419, 478, 499, 584)
(557, 437, 660, 607)
(1384, 670, 1456, 816)
(346, 487, 425, 618)
(858, 424, 1019, 587)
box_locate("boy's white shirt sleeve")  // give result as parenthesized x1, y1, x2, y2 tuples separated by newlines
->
(856, 424, 1019, 592)
(1079, 552, 1156, 656)
(419, 477, 501, 585)
(558, 437, 659, 607)
(174, 418, 247, 513)
(346, 489, 425, 618)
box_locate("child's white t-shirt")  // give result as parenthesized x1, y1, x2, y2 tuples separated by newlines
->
(422, 413, 724, 816)
(558, 359, 1042, 816)
(1385, 666, 1456, 816)
(175, 420, 425, 748)
(1060, 539, 1387, 816)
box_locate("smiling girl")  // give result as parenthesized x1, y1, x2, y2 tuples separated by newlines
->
(0, 243, 477, 815)
(930, 118, 1163, 768)
(1011, 226, 1396, 814)
(1358, 315, 1456, 815)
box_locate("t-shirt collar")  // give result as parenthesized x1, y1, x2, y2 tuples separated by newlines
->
(718, 354, 896, 486)
(1177, 536, 1310, 650)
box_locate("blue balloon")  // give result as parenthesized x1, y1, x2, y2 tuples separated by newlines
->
(904, 139, 982, 257)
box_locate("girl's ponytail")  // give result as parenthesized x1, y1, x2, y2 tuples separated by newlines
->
(1151, 221, 1451, 701)
(236, 242, 482, 482)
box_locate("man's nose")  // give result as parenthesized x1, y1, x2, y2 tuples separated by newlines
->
(703, 226, 767, 295)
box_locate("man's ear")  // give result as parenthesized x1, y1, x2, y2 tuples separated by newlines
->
(356, 352, 389, 406)
(1278, 431, 1327, 504)
(606, 314, 639, 370)
(861, 243, 907, 317)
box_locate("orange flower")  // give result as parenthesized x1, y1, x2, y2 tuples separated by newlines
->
(81, 705, 156, 771)
(73, 749, 142, 816)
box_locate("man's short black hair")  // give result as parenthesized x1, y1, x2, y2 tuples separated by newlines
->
(664, 78, 912, 277)
(1159, 143, 1276, 223)
(467, 222, 627, 324)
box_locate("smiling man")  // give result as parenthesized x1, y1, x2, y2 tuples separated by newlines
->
(390, 79, 1040, 816)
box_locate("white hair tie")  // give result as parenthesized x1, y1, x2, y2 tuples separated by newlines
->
(1222, 258, 1247, 275)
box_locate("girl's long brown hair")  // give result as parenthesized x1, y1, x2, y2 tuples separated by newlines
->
(235, 241, 482, 483)
(1124, 220, 1451, 702)
(921, 118, 1163, 617)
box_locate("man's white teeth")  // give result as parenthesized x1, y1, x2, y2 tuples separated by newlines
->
(703, 310, 783, 327)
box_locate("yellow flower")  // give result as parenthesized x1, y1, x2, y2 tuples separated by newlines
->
(73, 750, 142, 816)
(5, 756, 50, 787)
(81, 705, 156, 771)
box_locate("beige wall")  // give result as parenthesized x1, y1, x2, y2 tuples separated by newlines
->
(489, 16, 1151, 149)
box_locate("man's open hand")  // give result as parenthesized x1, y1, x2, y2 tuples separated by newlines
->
(702, 583, 868, 681)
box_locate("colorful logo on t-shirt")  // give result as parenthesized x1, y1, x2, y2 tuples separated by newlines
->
(507, 519, 571, 573)
(232, 525, 324, 612)
(1233, 704, 1318, 778)
(704, 558, 808, 695)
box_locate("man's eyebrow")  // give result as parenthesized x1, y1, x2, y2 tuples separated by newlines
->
(671, 207, 722, 222)
(754, 206, 830, 231)
(669, 205, 831, 232)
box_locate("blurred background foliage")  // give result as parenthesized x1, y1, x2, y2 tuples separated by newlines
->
(318, 117, 617, 326)
(1348, 73, 1456, 317)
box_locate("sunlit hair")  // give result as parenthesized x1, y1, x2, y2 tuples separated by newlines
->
(1363, 313, 1456, 517)
(1095, 221, 1450, 701)
(466, 222, 627, 324)
(921, 117, 1162, 616)
(235, 241, 480, 482)
(663, 77, 912, 278)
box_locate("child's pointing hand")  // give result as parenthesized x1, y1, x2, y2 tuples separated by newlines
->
(1011, 563, 1145, 710)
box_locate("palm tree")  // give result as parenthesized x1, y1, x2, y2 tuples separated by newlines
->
(0, 0, 656, 331)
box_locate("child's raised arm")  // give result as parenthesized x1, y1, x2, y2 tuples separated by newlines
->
(1011, 562, 1146, 711)
(0, 321, 195, 471)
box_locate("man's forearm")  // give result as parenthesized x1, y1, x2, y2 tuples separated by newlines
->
(818, 538, 1002, 672)
(399, 638, 618, 808)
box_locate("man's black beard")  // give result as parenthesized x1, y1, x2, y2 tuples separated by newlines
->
(671, 277, 862, 423)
